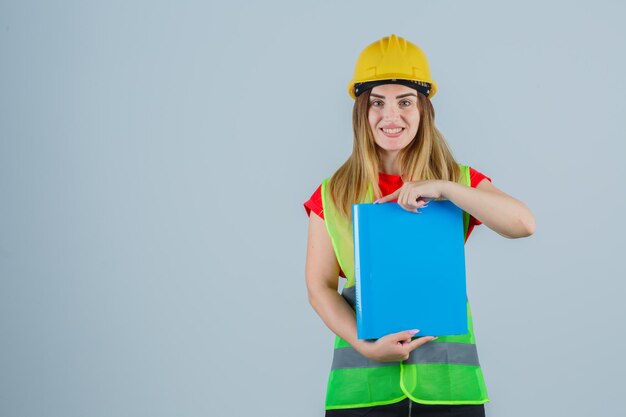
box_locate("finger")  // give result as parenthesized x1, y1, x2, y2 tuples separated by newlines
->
(398, 333, 413, 344)
(402, 189, 418, 210)
(404, 336, 437, 352)
(400, 188, 409, 208)
(398, 188, 407, 207)
(416, 196, 433, 206)
(398, 202, 419, 213)
(405, 190, 417, 209)
(414, 196, 432, 211)
(388, 329, 420, 342)
(398, 337, 412, 346)
(400, 197, 420, 213)
(410, 193, 422, 211)
(374, 189, 400, 204)
(416, 200, 428, 209)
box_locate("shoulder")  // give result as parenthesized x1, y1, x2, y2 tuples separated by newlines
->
(303, 176, 331, 219)
(468, 165, 492, 188)
(303, 184, 323, 219)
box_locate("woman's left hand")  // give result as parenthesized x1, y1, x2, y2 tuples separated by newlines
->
(373, 180, 447, 213)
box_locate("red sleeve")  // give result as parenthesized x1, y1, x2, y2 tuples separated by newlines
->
(465, 167, 492, 240)
(470, 166, 492, 189)
(303, 184, 324, 219)
(303, 184, 346, 278)
(468, 167, 492, 226)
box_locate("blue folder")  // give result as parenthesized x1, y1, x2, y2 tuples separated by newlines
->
(352, 200, 468, 340)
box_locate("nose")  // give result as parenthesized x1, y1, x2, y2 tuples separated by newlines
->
(382, 103, 400, 120)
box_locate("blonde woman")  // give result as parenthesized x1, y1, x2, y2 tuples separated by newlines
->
(304, 34, 535, 417)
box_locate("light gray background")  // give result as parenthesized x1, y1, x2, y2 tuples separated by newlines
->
(1, 1, 624, 416)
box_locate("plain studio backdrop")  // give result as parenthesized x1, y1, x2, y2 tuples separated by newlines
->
(1, 1, 624, 416)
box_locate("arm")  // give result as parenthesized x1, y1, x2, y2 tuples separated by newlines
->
(441, 179, 536, 239)
(305, 211, 433, 360)
(304, 211, 366, 350)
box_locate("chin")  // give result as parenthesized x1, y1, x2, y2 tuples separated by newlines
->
(376, 141, 410, 152)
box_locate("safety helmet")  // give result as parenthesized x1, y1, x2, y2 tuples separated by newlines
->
(347, 34, 438, 100)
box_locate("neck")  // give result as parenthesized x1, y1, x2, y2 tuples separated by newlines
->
(379, 151, 401, 175)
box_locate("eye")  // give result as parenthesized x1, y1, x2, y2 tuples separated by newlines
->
(370, 100, 383, 107)
(400, 100, 413, 107)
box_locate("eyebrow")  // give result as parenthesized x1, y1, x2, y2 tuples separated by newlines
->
(370, 93, 417, 99)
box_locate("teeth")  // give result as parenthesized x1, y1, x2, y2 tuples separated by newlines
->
(382, 128, 403, 134)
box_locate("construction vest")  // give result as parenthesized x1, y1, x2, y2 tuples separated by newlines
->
(320, 164, 490, 410)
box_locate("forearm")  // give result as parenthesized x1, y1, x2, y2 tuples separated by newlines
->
(307, 285, 368, 352)
(440, 180, 535, 238)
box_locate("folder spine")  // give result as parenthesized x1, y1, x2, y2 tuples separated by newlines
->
(352, 204, 363, 337)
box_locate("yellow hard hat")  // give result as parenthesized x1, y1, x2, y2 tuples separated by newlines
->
(347, 34, 438, 100)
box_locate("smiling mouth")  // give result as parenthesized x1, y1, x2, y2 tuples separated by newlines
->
(381, 127, 404, 134)
(380, 127, 405, 137)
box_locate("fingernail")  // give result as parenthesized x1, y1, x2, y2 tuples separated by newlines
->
(373, 199, 380, 204)
(409, 329, 419, 335)
(432, 336, 439, 340)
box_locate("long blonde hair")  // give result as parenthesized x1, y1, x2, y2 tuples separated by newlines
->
(327, 88, 462, 219)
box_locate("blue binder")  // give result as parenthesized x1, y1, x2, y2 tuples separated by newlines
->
(352, 200, 468, 340)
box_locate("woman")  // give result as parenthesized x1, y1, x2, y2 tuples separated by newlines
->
(304, 34, 535, 417)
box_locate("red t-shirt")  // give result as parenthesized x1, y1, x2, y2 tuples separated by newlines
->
(303, 167, 492, 278)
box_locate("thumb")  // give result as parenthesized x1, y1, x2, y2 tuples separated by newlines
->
(374, 189, 400, 204)
(389, 329, 420, 342)
(404, 335, 437, 351)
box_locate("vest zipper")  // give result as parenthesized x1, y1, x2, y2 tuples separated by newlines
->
(408, 398, 412, 416)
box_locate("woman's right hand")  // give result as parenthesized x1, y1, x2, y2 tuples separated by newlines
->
(356, 330, 436, 362)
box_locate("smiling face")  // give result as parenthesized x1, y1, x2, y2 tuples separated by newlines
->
(368, 84, 420, 154)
